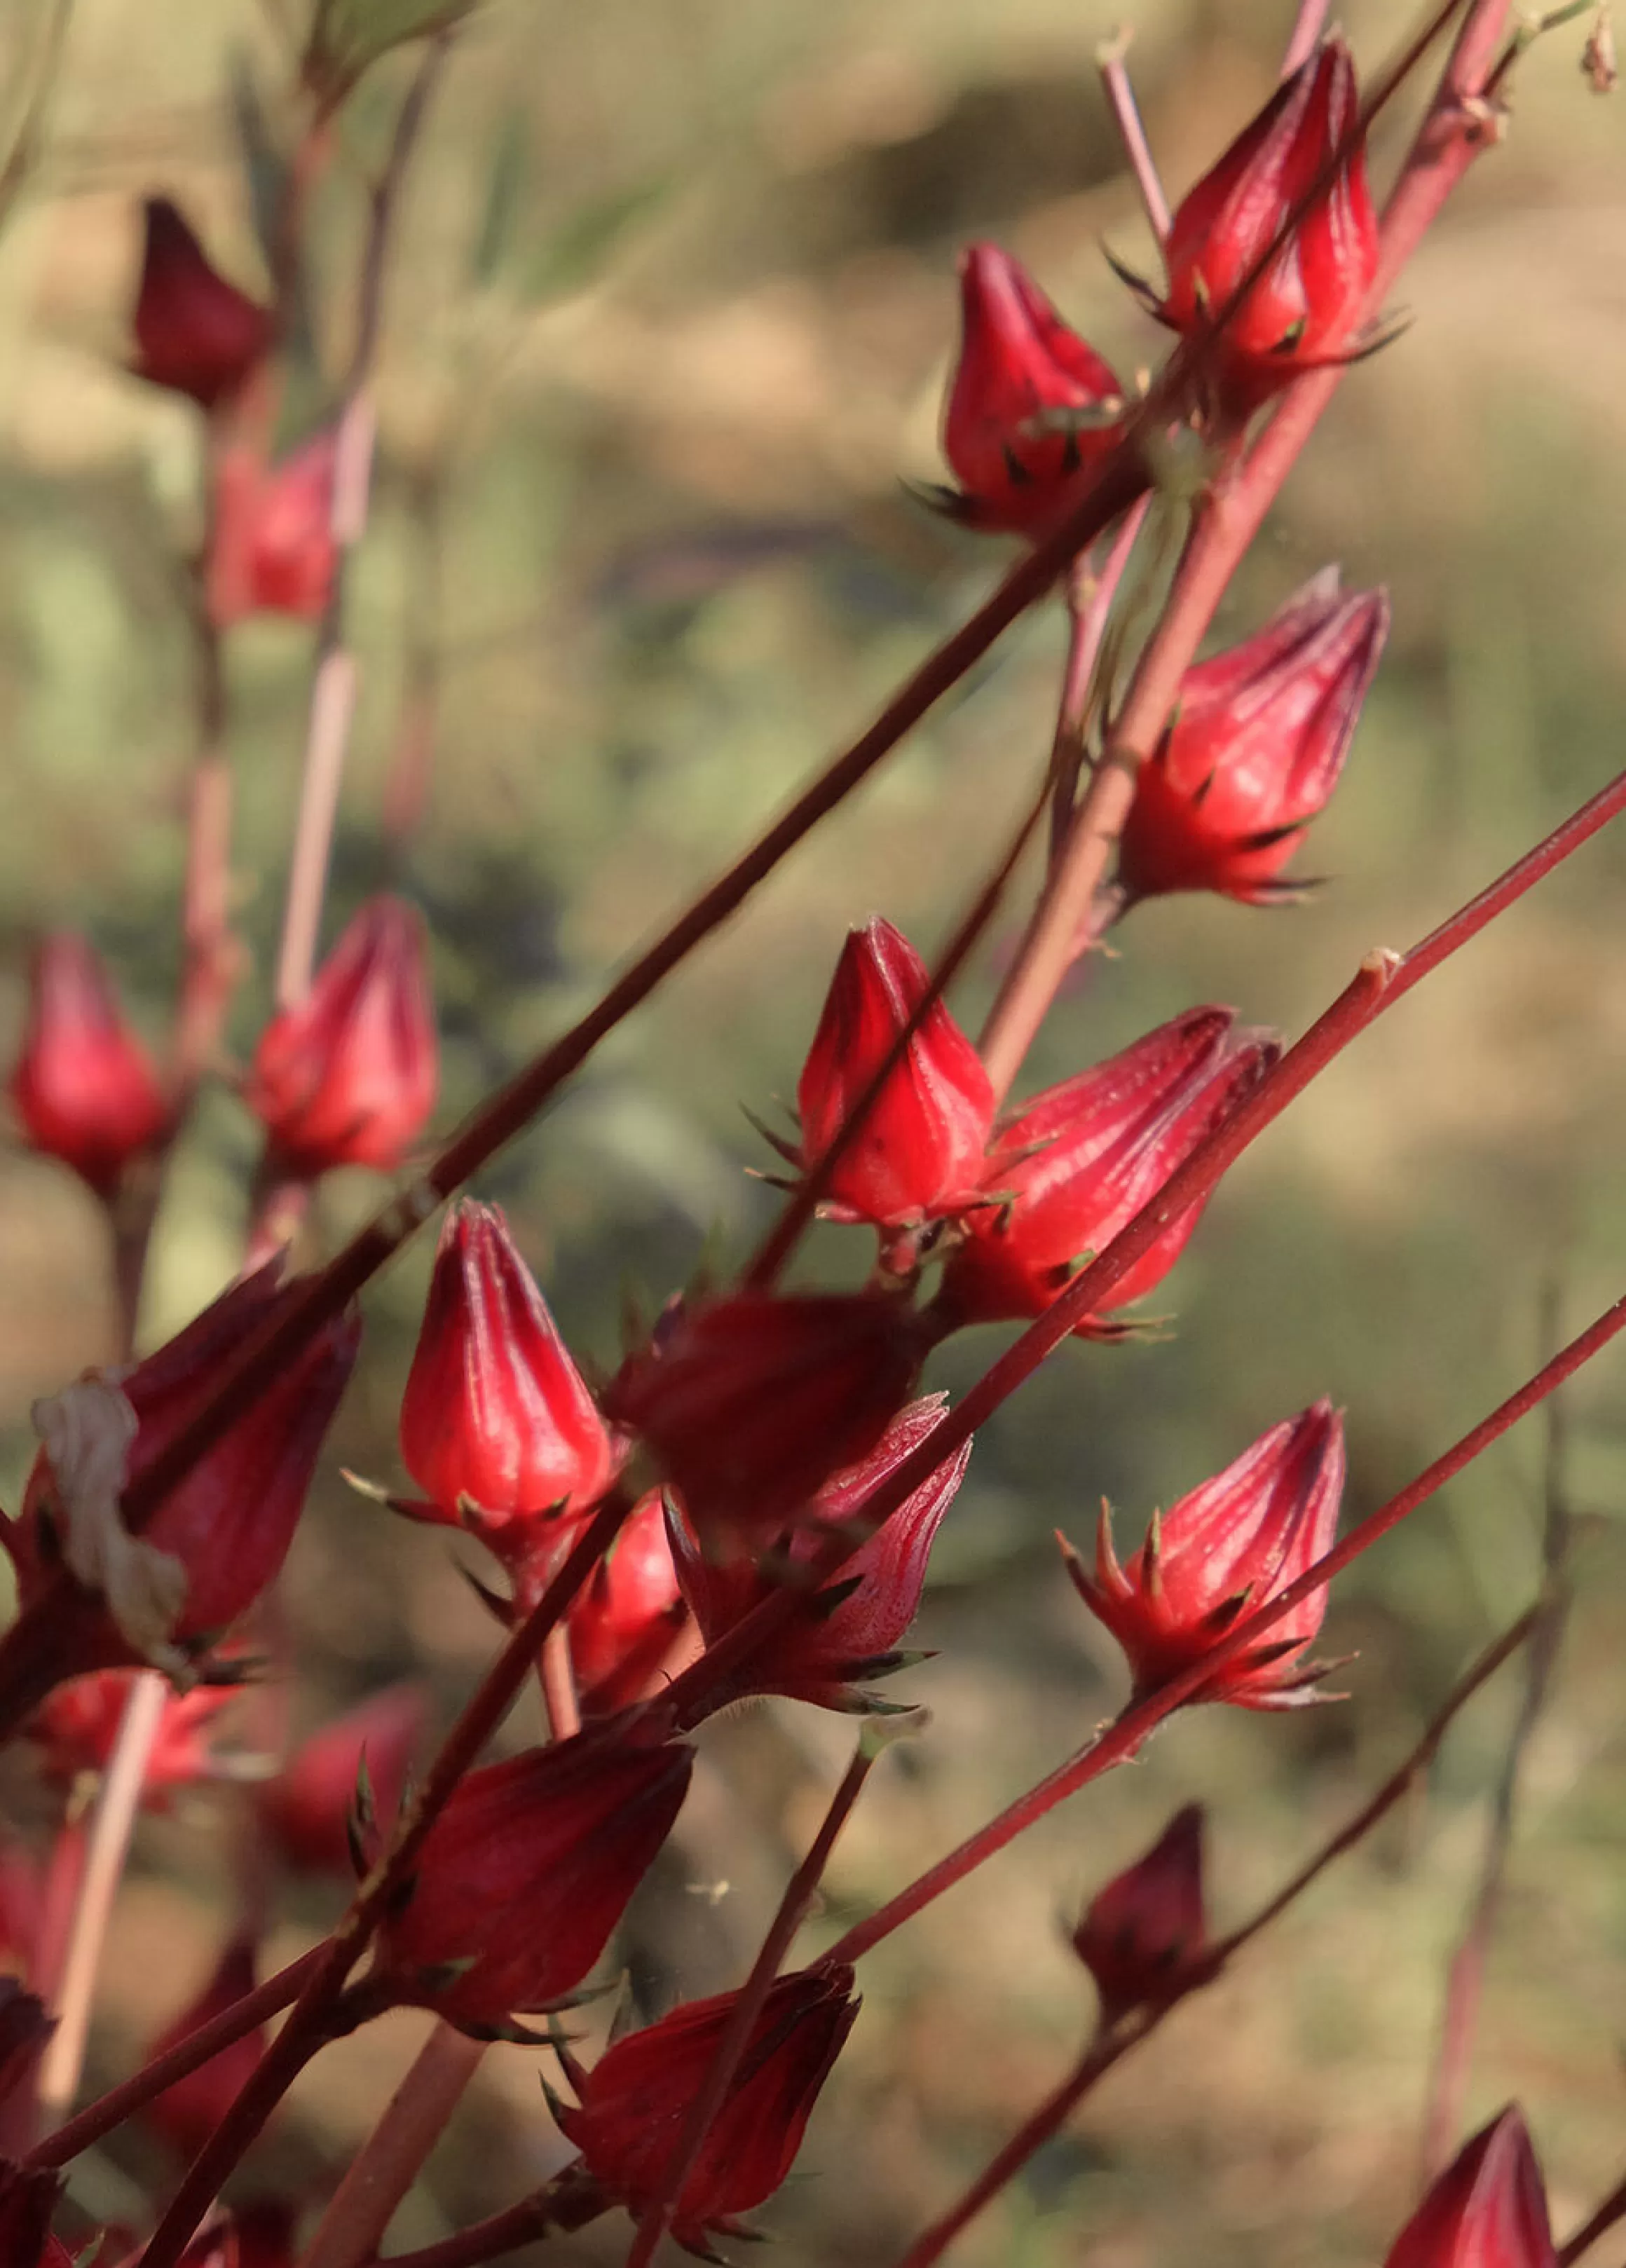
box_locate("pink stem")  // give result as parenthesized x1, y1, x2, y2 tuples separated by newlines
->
(1097, 34, 1172, 242)
(1281, 0, 1334, 77)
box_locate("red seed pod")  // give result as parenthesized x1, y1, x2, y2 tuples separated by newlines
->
(10, 934, 171, 1197)
(935, 1007, 1278, 1337)
(12, 1258, 360, 1683)
(669, 1395, 970, 1718)
(26, 1671, 238, 1808)
(1119, 572, 1389, 904)
(398, 1201, 616, 1552)
(603, 1290, 929, 1560)
(793, 917, 994, 1233)
(369, 1731, 692, 2036)
(129, 197, 273, 411)
(259, 1681, 429, 1879)
(1065, 1401, 1346, 1710)
(1072, 1804, 1209, 2022)
(1156, 40, 1379, 410)
(207, 432, 337, 628)
(140, 1936, 266, 2165)
(554, 1965, 859, 2254)
(566, 1492, 698, 1716)
(942, 244, 1125, 535)
(245, 896, 437, 1178)
(1383, 2106, 1557, 2268)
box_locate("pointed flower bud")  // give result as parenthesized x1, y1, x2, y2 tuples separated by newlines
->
(567, 1492, 699, 1716)
(935, 1006, 1278, 1337)
(399, 1201, 615, 1557)
(1384, 2106, 1557, 2268)
(1067, 1402, 1345, 1709)
(1119, 572, 1389, 904)
(669, 1397, 970, 1719)
(1072, 1804, 1209, 2022)
(368, 1730, 692, 2036)
(130, 197, 273, 411)
(141, 1936, 266, 2164)
(942, 244, 1125, 535)
(604, 1290, 928, 1560)
(11, 1259, 360, 1683)
(554, 1965, 859, 2253)
(27, 1670, 238, 1808)
(245, 896, 437, 1178)
(10, 934, 171, 1196)
(793, 917, 994, 1234)
(207, 432, 337, 628)
(259, 1682, 429, 1879)
(1156, 41, 1378, 410)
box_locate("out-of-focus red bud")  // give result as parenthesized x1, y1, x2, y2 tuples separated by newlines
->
(130, 197, 273, 411)
(604, 1291, 929, 1560)
(207, 434, 337, 628)
(793, 917, 994, 1235)
(0, 1981, 51, 2114)
(554, 1965, 859, 2255)
(1384, 2106, 1557, 2268)
(245, 896, 437, 1178)
(934, 1006, 1278, 1336)
(259, 1682, 429, 1879)
(1066, 1401, 1345, 1709)
(941, 244, 1125, 535)
(0, 2160, 69, 2267)
(27, 1672, 238, 1808)
(1155, 41, 1378, 410)
(141, 1936, 265, 2164)
(10, 935, 171, 1197)
(1119, 572, 1389, 904)
(368, 1730, 691, 2037)
(398, 1202, 615, 1557)
(669, 1397, 969, 1718)
(0, 1850, 41, 1978)
(11, 1259, 360, 1684)
(567, 1493, 698, 1716)
(1072, 1804, 1209, 2021)
(175, 2205, 296, 2268)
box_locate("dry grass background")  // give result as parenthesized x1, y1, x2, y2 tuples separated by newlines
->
(0, 0, 1624, 2260)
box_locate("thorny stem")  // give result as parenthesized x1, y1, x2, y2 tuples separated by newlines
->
(887, 1609, 1539, 2267)
(977, 0, 1511, 1103)
(821, 1299, 1626, 1970)
(624, 1741, 881, 2268)
(134, 1488, 631, 2268)
(1097, 32, 1172, 242)
(1419, 1293, 1575, 2178)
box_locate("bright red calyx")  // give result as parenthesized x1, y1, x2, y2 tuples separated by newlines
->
(1066, 1400, 1346, 1709)
(554, 1964, 859, 2256)
(941, 243, 1125, 536)
(568, 1491, 698, 1716)
(10, 934, 171, 1197)
(934, 1006, 1278, 1336)
(26, 1670, 238, 1808)
(11, 1258, 360, 1684)
(259, 1681, 429, 1879)
(245, 895, 437, 1179)
(669, 1395, 970, 1719)
(140, 1935, 266, 2164)
(603, 1290, 929, 1559)
(368, 1730, 692, 2036)
(1156, 40, 1379, 411)
(1383, 2106, 1557, 2268)
(1119, 571, 1389, 903)
(130, 197, 273, 411)
(793, 916, 994, 1239)
(398, 1200, 616, 1553)
(1072, 1803, 1209, 2022)
(207, 432, 337, 627)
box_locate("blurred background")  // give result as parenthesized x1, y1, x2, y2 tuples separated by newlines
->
(0, 0, 1623, 2259)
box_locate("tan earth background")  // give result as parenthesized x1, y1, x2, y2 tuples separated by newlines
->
(0, 0, 1623, 2261)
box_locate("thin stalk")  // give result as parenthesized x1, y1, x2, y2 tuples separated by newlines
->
(34, 1671, 168, 2123)
(296, 2024, 487, 2268)
(1096, 32, 1171, 242)
(1559, 2167, 1626, 2266)
(538, 1625, 580, 1742)
(1282, 0, 1334, 76)
(1046, 498, 1152, 863)
(371, 2175, 603, 2268)
(887, 1609, 1538, 2267)
(624, 1741, 880, 2267)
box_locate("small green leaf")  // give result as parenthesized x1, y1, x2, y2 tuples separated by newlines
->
(522, 177, 669, 302)
(472, 107, 528, 285)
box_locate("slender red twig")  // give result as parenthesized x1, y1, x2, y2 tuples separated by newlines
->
(1559, 2165, 1626, 2266)
(1097, 32, 1172, 243)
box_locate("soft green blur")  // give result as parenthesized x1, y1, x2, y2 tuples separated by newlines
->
(0, 0, 1623, 2260)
